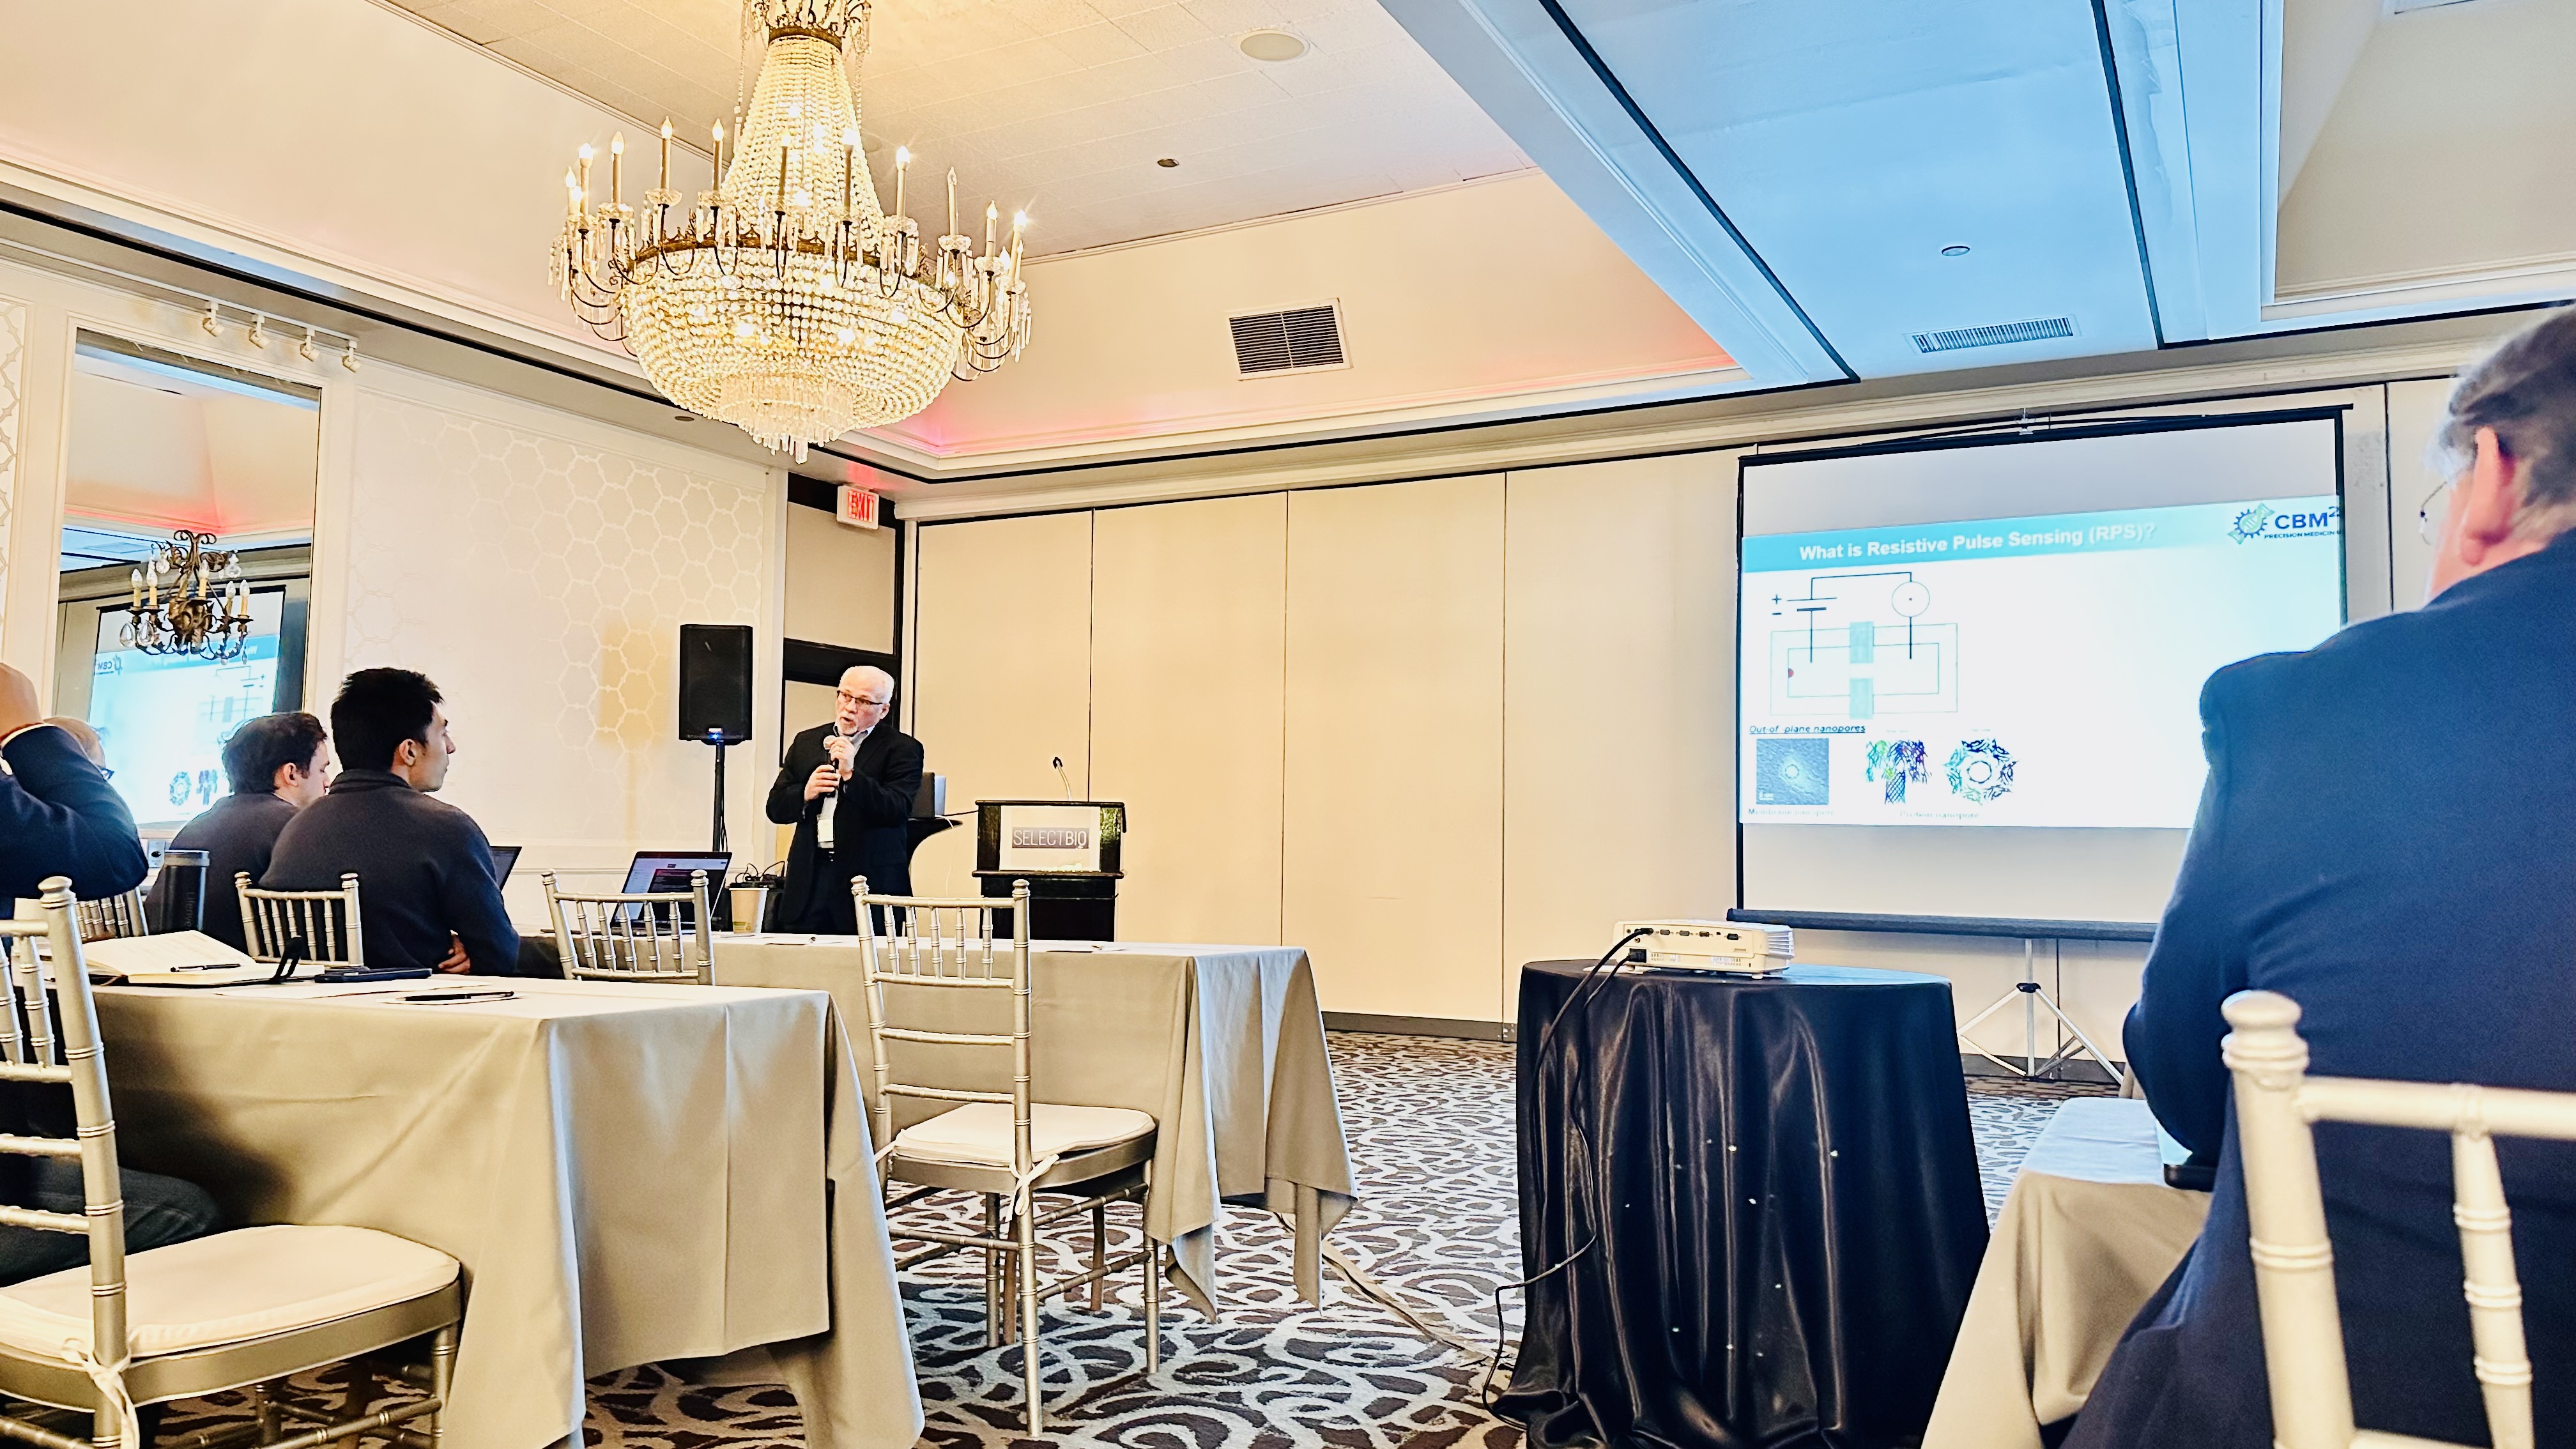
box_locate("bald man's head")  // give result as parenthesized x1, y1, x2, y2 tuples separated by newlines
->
(834, 666, 893, 735)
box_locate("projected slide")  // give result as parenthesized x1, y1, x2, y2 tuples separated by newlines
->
(1739, 495, 2343, 829)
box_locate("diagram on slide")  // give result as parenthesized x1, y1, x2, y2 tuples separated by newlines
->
(1865, 739, 1928, 803)
(1754, 737, 1832, 806)
(1945, 738, 2016, 802)
(1763, 571, 1959, 720)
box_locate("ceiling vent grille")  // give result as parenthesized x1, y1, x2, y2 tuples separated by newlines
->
(1910, 316, 2076, 353)
(1230, 304, 1346, 376)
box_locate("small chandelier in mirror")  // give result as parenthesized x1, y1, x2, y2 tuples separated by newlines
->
(123, 530, 254, 662)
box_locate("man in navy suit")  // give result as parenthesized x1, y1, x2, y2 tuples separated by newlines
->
(0, 662, 218, 1285)
(0, 664, 148, 902)
(2070, 310, 2576, 1446)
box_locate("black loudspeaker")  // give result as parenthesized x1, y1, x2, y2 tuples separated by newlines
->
(678, 624, 755, 742)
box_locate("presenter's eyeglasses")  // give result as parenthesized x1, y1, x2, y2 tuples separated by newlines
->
(837, 689, 890, 709)
(2416, 480, 2455, 544)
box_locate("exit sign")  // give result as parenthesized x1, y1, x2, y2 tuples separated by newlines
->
(835, 485, 881, 530)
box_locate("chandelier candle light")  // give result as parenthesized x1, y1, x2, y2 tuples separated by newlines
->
(123, 530, 253, 662)
(553, 0, 1032, 461)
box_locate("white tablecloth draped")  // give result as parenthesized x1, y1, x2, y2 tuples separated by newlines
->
(1923, 1097, 2211, 1449)
(95, 977, 922, 1449)
(711, 936, 1356, 1313)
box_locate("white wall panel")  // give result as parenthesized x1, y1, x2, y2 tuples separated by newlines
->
(1284, 475, 1505, 1022)
(1091, 494, 1287, 947)
(1502, 453, 1736, 982)
(2386, 378, 2451, 611)
(0, 295, 22, 654)
(784, 505, 896, 652)
(907, 512, 1094, 897)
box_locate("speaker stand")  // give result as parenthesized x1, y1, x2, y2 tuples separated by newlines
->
(707, 737, 730, 855)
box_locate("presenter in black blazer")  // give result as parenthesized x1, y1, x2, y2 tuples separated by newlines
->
(2069, 310, 2576, 1447)
(765, 664, 923, 933)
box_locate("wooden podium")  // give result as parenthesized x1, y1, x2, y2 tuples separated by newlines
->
(974, 800, 1126, 940)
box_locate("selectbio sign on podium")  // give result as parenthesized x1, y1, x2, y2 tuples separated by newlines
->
(997, 804, 1108, 872)
(976, 801, 1126, 939)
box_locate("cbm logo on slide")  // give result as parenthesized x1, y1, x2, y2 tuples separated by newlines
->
(2229, 502, 2340, 544)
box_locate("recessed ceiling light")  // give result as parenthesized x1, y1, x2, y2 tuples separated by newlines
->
(1940, 245, 1972, 257)
(1156, 157, 1179, 169)
(1238, 29, 1308, 62)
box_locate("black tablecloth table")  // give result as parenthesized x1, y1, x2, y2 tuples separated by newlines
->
(1498, 960, 1990, 1449)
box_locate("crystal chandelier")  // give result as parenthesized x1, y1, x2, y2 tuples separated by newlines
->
(553, 0, 1031, 461)
(122, 531, 254, 662)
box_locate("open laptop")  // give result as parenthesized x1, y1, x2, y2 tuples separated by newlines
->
(622, 851, 730, 895)
(487, 845, 522, 887)
(617, 851, 732, 928)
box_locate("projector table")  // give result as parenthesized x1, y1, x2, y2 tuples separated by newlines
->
(1499, 960, 1989, 1449)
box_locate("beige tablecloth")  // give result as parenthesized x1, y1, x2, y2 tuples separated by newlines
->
(1923, 1098, 2212, 1449)
(712, 936, 1356, 1314)
(93, 977, 922, 1449)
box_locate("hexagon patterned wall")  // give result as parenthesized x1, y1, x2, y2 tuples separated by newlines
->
(344, 390, 772, 871)
(0, 296, 23, 651)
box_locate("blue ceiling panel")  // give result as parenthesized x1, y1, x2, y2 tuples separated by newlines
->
(1546, 0, 2160, 375)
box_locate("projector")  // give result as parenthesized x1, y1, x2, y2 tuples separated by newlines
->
(1616, 920, 1795, 975)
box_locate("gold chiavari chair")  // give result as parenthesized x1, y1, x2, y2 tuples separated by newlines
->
(540, 870, 713, 984)
(0, 877, 462, 1448)
(70, 893, 146, 946)
(855, 875, 1164, 1434)
(236, 873, 365, 970)
(2225, 988, 2573, 1449)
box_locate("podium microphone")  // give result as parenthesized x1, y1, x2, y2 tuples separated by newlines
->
(1052, 756, 1071, 802)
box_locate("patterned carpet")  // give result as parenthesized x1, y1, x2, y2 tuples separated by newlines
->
(155, 1034, 2109, 1448)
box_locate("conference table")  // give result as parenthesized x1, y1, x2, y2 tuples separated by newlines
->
(92, 976, 922, 1449)
(1922, 1097, 2211, 1449)
(709, 935, 1356, 1313)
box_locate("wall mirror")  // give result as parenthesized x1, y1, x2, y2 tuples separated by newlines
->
(52, 331, 320, 834)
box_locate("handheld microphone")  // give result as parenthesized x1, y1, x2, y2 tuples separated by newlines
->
(825, 726, 853, 793)
(1052, 756, 1071, 802)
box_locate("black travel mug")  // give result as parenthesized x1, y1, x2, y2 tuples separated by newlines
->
(155, 848, 210, 934)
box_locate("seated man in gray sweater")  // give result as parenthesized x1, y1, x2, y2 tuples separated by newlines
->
(147, 711, 330, 949)
(264, 668, 531, 974)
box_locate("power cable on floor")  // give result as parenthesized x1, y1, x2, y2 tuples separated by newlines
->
(1312, 928, 1652, 1414)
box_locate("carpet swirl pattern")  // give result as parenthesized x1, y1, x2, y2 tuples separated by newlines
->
(157, 1034, 2099, 1447)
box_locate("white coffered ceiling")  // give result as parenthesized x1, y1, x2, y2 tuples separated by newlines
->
(381, 0, 1530, 255)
